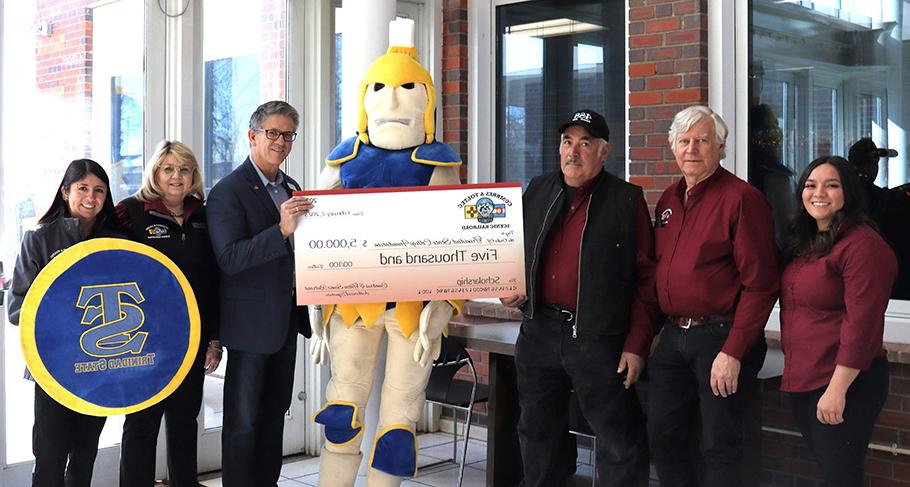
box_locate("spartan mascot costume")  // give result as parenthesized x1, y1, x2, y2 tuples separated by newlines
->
(311, 19, 463, 487)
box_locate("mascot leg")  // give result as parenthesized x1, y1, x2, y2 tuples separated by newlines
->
(318, 447, 363, 487)
(316, 313, 385, 487)
(366, 317, 434, 486)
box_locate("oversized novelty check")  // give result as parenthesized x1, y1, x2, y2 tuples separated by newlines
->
(294, 183, 526, 304)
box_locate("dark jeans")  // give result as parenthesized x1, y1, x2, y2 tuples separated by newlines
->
(515, 314, 649, 487)
(789, 356, 889, 487)
(32, 384, 106, 487)
(120, 348, 205, 487)
(221, 325, 297, 487)
(648, 322, 766, 487)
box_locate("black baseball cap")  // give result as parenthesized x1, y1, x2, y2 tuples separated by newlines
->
(559, 109, 609, 142)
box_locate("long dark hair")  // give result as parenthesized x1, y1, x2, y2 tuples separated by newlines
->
(39, 159, 119, 234)
(784, 155, 873, 261)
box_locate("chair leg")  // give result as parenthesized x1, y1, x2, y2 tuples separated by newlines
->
(458, 404, 473, 487)
(591, 437, 596, 487)
(452, 407, 458, 463)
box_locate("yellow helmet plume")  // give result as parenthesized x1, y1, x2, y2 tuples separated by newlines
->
(357, 45, 437, 145)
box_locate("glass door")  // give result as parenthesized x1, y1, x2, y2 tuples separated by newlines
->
(195, 0, 309, 473)
(0, 0, 146, 484)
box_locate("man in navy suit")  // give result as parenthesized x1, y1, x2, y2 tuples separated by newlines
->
(207, 100, 313, 487)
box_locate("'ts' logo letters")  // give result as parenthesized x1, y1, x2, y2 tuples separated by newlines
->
(76, 283, 149, 357)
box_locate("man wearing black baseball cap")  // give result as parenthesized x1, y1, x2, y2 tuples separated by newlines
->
(501, 109, 659, 486)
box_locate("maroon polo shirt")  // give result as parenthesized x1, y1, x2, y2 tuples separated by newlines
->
(780, 225, 896, 392)
(538, 172, 660, 356)
(654, 167, 779, 360)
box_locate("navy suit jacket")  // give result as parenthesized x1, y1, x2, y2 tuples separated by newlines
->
(207, 158, 311, 354)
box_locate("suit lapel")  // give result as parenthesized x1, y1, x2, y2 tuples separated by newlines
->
(241, 158, 282, 223)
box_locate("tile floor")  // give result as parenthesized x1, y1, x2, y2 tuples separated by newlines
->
(197, 432, 603, 487)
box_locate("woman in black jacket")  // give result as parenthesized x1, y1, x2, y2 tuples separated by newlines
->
(115, 140, 221, 487)
(7, 159, 123, 487)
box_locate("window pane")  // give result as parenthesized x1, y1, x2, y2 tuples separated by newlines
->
(750, 0, 910, 300)
(202, 0, 288, 193)
(811, 86, 836, 160)
(1, 0, 143, 463)
(496, 0, 625, 186)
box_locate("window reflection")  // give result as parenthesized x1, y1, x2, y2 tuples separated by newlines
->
(202, 0, 287, 193)
(111, 75, 144, 199)
(204, 56, 262, 191)
(750, 0, 910, 300)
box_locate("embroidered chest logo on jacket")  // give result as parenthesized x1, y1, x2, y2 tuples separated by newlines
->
(146, 224, 171, 239)
(658, 208, 673, 227)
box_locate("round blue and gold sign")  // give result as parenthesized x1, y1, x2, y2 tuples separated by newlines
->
(19, 238, 200, 416)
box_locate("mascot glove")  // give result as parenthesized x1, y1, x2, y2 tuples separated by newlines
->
(309, 306, 331, 365)
(413, 301, 453, 367)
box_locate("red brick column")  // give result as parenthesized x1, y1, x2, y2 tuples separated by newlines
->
(627, 0, 708, 210)
(442, 0, 469, 180)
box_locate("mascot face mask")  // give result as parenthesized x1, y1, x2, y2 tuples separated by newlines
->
(356, 45, 437, 150)
(364, 81, 428, 150)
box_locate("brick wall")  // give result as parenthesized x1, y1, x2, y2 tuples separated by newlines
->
(36, 0, 94, 156)
(259, 0, 287, 101)
(761, 362, 910, 486)
(627, 0, 708, 209)
(441, 0, 469, 180)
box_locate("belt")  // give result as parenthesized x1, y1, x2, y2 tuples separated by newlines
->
(668, 314, 734, 329)
(539, 303, 576, 323)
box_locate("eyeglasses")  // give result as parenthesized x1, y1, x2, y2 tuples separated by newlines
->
(256, 128, 298, 142)
(160, 165, 194, 177)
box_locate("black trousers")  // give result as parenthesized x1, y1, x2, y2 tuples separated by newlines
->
(515, 314, 649, 487)
(789, 356, 889, 487)
(648, 322, 766, 487)
(221, 325, 297, 487)
(32, 384, 106, 487)
(119, 348, 205, 487)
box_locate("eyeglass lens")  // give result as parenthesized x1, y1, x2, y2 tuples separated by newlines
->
(161, 166, 193, 176)
(263, 129, 297, 142)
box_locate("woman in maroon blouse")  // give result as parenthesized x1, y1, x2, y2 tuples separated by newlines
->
(781, 155, 897, 486)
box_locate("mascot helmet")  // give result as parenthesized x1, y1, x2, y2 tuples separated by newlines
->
(356, 45, 437, 146)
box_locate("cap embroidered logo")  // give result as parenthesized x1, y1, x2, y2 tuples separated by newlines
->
(573, 112, 593, 123)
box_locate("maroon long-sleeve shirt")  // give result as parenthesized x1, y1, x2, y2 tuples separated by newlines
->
(538, 173, 660, 357)
(780, 224, 896, 392)
(654, 168, 779, 360)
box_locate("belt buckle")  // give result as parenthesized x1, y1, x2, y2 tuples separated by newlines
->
(560, 308, 575, 322)
(679, 317, 694, 329)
